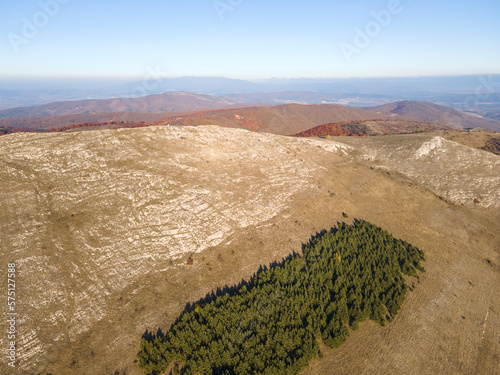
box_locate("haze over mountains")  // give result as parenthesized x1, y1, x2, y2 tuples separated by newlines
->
(1, 75, 499, 110)
(2, 90, 499, 133)
(1, 75, 499, 134)
(0, 92, 244, 119)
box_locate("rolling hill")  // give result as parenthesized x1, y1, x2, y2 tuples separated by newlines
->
(0, 111, 176, 130)
(3, 97, 500, 137)
(370, 100, 500, 131)
(293, 120, 452, 137)
(151, 103, 395, 135)
(0, 91, 245, 119)
(0, 103, 394, 135)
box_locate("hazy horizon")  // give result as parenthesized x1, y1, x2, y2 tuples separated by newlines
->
(2, 0, 499, 81)
(1, 73, 499, 90)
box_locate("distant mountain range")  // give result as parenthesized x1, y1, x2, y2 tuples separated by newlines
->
(1, 75, 499, 111)
(222, 91, 392, 107)
(0, 92, 247, 119)
(0, 112, 171, 130)
(1, 93, 499, 134)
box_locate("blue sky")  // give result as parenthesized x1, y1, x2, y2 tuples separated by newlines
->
(1, 0, 499, 80)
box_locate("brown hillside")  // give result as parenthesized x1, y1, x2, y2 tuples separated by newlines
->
(293, 120, 452, 137)
(0, 103, 391, 135)
(371, 100, 500, 131)
(0, 92, 245, 119)
(293, 121, 371, 137)
(482, 137, 500, 154)
(152, 103, 394, 135)
(0, 111, 177, 130)
(435, 130, 500, 156)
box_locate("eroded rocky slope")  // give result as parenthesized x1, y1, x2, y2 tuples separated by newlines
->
(0, 126, 349, 373)
(340, 135, 500, 208)
(0, 126, 498, 374)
